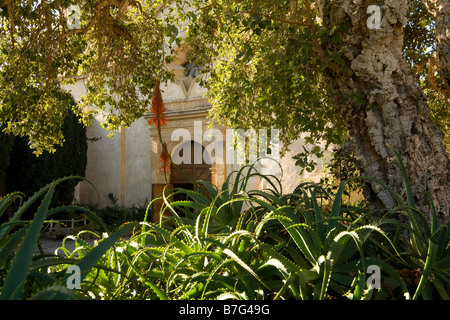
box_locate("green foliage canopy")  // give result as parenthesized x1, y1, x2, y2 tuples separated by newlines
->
(0, 0, 171, 155)
(0, 0, 448, 160)
(178, 0, 347, 155)
(176, 0, 449, 157)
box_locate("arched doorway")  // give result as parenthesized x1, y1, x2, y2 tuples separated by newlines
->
(171, 141, 212, 203)
(151, 141, 212, 222)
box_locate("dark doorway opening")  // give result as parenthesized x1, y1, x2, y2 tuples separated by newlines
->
(172, 183, 194, 203)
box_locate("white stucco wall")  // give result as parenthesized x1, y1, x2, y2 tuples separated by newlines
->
(61, 80, 153, 208)
(124, 118, 152, 207)
(226, 136, 330, 196)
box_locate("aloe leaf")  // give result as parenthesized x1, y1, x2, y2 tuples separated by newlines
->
(180, 188, 211, 206)
(389, 147, 415, 207)
(327, 181, 347, 239)
(428, 192, 439, 235)
(62, 222, 139, 285)
(162, 191, 197, 245)
(413, 240, 438, 300)
(201, 193, 225, 240)
(168, 200, 206, 213)
(0, 183, 56, 300)
(217, 292, 243, 300)
(200, 259, 233, 299)
(298, 272, 313, 300)
(222, 230, 256, 249)
(435, 255, 450, 269)
(181, 282, 206, 299)
(161, 190, 185, 226)
(363, 257, 410, 299)
(0, 185, 50, 244)
(274, 273, 296, 300)
(279, 217, 317, 264)
(248, 189, 285, 207)
(261, 258, 289, 277)
(285, 245, 311, 269)
(317, 256, 333, 300)
(260, 243, 307, 272)
(140, 221, 171, 243)
(339, 224, 400, 265)
(171, 225, 195, 243)
(223, 248, 269, 290)
(174, 251, 223, 271)
(352, 271, 366, 300)
(196, 180, 219, 201)
(0, 192, 23, 221)
(127, 256, 169, 300)
(0, 224, 29, 267)
(29, 285, 89, 300)
(310, 189, 326, 246)
(329, 231, 365, 272)
(431, 276, 450, 300)
(28, 257, 83, 270)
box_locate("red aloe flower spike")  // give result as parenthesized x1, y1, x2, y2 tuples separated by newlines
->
(158, 142, 171, 174)
(148, 80, 167, 130)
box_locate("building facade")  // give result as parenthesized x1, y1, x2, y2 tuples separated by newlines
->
(62, 49, 329, 222)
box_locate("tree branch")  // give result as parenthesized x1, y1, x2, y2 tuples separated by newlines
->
(6, 0, 15, 48)
(428, 53, 450, 103)
(200, 0, 218, 11)
(304, 0, 330, 66)
(247, 10, 310, 27)
(420, 0, 450, 101)
(155, 0, 176, 15)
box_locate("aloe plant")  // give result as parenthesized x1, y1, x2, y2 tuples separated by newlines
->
(248, 179, 409, 300)
(360, 148, 450, 300)
(142, 157, 448, 300)
(0, 177, 116, 300)
(124, 164, 405, 300)
(2, 155, 447, 300)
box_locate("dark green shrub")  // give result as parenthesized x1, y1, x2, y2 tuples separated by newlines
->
(0, 127, 15, 223)
(0, 127, 14, 173)
(319, 144, 364, 197)
(5, 106, 87, 219)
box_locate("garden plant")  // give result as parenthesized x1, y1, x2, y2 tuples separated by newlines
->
(0, 153, 448, 300)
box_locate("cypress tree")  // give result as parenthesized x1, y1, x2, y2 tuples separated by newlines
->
(5, 102, 87, 219)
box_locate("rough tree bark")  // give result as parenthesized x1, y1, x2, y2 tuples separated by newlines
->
(316, 0, 450, 221)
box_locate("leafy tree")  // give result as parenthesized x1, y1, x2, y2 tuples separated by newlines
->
(0, 0, 448, 220)
(0, 0, 170, 155)
(5, 102, 87, 219)
(175, 0, 450, 220)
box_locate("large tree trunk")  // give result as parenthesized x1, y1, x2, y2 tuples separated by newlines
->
(317, 0, 450, 221)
